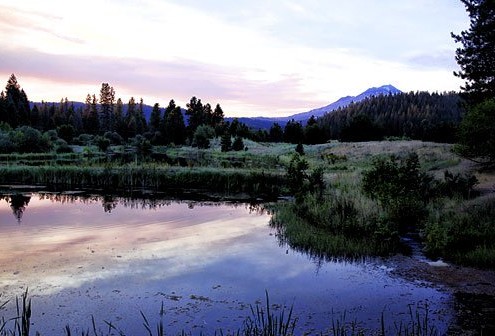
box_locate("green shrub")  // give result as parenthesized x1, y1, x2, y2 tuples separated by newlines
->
(362, 153, 431, 231)
(425, 196, 495, 268)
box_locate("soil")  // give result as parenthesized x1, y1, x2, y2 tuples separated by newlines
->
(389, 253, 495, 335)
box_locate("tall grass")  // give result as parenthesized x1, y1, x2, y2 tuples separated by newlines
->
(0, 165, 285, 196)
(424, 194, 495, 268)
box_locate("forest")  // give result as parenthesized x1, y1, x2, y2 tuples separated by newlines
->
(0, 73, 466, 155)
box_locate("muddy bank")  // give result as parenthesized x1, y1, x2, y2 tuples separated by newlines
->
(389, 253, 495, 335)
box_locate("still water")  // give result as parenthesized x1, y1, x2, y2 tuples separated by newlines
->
(0, 191, 453, 335)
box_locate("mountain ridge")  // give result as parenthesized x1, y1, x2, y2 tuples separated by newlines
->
(227, 84, 402, 129)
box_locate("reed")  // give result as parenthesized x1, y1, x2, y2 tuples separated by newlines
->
(0, 165, 286, 196)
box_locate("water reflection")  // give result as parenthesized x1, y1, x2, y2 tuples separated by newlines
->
(0, 190, 267, 220)
(0, 190, 453, 335)
(0, 193, 31, 223)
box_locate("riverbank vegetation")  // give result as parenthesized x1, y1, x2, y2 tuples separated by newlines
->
(1, 134, 493, 267)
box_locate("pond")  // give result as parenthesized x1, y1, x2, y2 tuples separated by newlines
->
(0, 190, 454, 335)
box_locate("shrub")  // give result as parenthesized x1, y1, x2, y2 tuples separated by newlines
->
(232, 136, 245, 151)
(193, 125, 215, 149)
(362, 153, 431, 231)
(425, 196, 495, 268)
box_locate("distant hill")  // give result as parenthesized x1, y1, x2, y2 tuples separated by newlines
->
(318, 90, 464, 143)
(231, 84, 402, 129)
(31, 84, 401, 130)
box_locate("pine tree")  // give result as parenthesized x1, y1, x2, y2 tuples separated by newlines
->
(0, 91, 7, 124)
(212, 104, 225, 127)
(163, 102, 186, 145)
(125, 97, 137, 138)
(269, 123, 284, 142)
(221, 132, 232, 152)
(83, 94, 99, 134)
(4, 74, 30, 127)
(453, 0, 495, 162)
(185, 96, 205, 136)
(99, 83, 115, 132)
(452, 0, 495, 103)
(232, 136, 244, 151)
(149, 103, 161, 132)
(114, 98, 124, 136)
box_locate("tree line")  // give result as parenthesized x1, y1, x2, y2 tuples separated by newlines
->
(0, 72, 480, 153)
(317, 91, 464, 143)
(0, 75, 253, 152)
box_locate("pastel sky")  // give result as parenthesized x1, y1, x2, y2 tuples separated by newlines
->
(0, 0, 469, 117)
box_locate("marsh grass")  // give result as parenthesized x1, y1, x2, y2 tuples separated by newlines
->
(0, 165, 285, 196)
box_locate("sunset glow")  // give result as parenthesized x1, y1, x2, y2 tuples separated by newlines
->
(0, 0, 469, 117)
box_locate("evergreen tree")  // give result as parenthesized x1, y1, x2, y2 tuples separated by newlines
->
(221, 132, 232, 152)
(232, 136, 245, 151)
(149, 103, 161, 132)
(30, 104, 41, 129)
(0, 91, 6, 124)
(269, 123, 284, 142)
(124, 97, 137, 138)
(452, 0, 495, 103)
(212, 104, 225, 127)
(186, 96, 204, 136)
(164, 104, 186, 145)
(136, 98, 147, 134)
(83, 94, 99, 134)
(283, 119, 304, 144)
(4, 74, 30, 127)
(114, 98, 125, 136)
(99, 83, 115, 132)
(304, 116, 325, 144)
(456, 99, 495, 162)
(295, 142, 304, 155)
(453, 0, 495, 162)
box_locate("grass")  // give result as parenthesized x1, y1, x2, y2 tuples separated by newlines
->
(0, 165, 285, 196)
(424, 194, 495, 268)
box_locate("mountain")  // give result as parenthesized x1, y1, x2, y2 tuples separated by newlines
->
(233, 84, 402, 129)
(31, 85, 401, 130)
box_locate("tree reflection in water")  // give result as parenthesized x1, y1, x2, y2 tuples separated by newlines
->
(1, 190, 268, 221)
(5, 194, 31, 223)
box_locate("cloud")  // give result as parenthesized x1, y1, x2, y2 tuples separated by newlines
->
(0, 0, 469, 117)
(0, 47, 316, 116)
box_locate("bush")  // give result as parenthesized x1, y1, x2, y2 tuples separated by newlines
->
(14, 126, 52, 153)
(93, 135, 111, 152)
(362, 153, 431, 231)
(232, 136, 244, 151)
(54, 139, 73, 153)
(425, 196, 495, 268)
(73, 133, 94, 146)
(104, 131, 124, 145)
(456, 99, 495, 163)
(193, 125, 215, 149)
(57, 124, 76, 143)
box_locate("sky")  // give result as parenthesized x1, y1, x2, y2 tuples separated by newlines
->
(0, 0, 470, 117)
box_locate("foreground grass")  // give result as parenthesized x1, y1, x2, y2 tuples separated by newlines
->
(0, 291, 441, 336)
